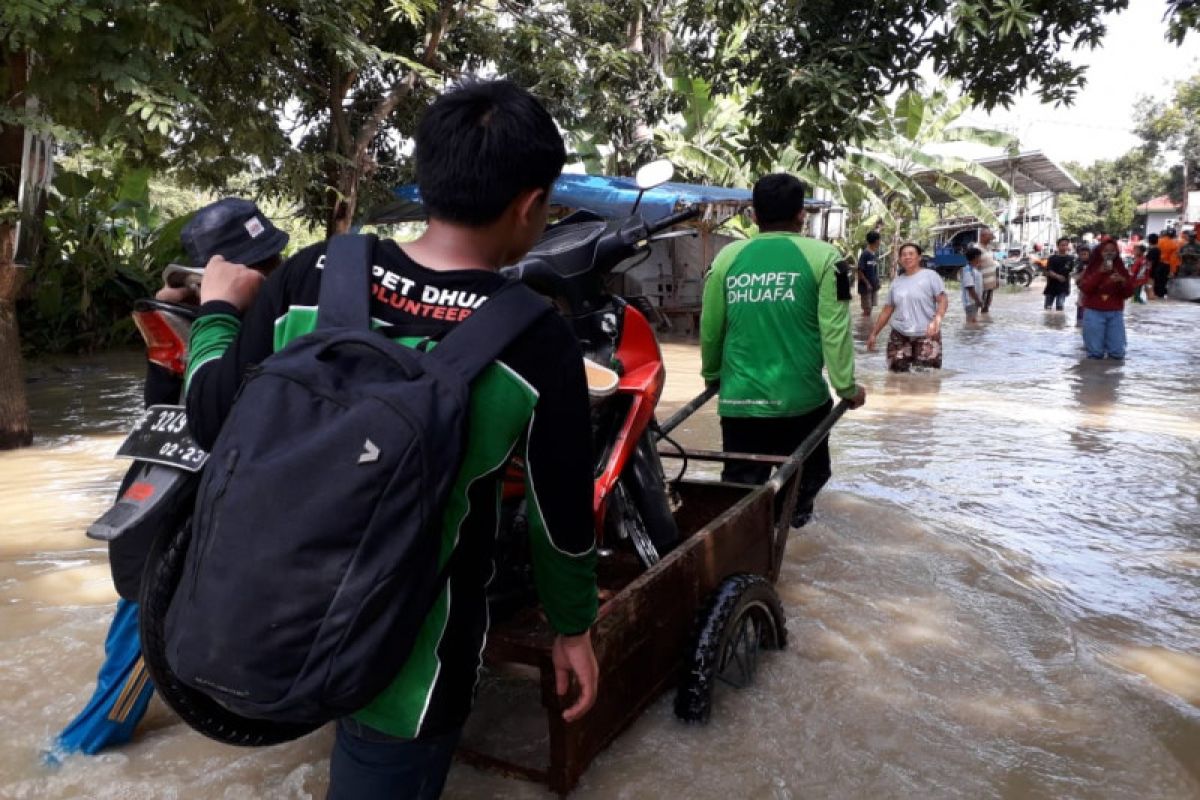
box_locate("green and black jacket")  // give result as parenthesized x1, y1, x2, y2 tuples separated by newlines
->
(184, 240, 598, 738)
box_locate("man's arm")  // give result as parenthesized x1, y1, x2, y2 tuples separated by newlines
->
(926, 292, 948, 337)
(184, 254, 297, 449)
(699, 253, 730, 384)
(856, 250, 871, 289)
(815, 253, 859, 401)
(522, 340, 598, 638)
(521, 329, 600, 720)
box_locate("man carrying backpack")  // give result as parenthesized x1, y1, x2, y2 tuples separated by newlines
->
(182, 80, 598, 799)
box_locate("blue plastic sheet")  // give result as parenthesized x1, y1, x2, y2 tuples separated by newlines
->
(385, 173, 778, 224)
(47, 599, 154, 762)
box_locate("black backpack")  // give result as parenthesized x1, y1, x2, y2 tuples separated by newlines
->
(164, 234, 551, 724)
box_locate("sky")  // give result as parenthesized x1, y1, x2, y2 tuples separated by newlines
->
(950, 0, 1199, 168)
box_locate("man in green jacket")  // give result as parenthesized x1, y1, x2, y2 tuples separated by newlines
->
(700, 174, 865, 527)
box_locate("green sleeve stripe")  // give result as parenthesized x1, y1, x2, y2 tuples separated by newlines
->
(185, 313, 241, 393)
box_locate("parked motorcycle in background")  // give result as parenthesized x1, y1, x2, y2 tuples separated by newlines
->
(998, 256, 1034, 287)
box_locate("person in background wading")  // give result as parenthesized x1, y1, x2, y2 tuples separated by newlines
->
(1179, 229, 1200, 277)
(1042, 237, 1074, 311)
(1146, 234, 1168, 300)
(857, 230, 882, 317)
(184, 81, 599, 800)
(867, 242, 948, 371)
(976, 227, 999, 313)
(961, 247, 985, 320)
(1129, 243, 1150, 303)
(700, 173, 866, 529)
(1158, 228, 1181, 277)
(1073, 243, 1092, 326)
(47, 199, 288, 762)
(1079, 238, 1134, 360)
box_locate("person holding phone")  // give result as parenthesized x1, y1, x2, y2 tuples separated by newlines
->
(1078, 238, 1134, 360)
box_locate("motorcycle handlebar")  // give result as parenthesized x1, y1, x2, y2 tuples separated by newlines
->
(645, 206, 700, 236)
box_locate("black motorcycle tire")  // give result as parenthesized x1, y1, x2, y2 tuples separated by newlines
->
(1015, 270, 1033, 288)
(618, 431, 680, 567)
(138, 520, 321, 746)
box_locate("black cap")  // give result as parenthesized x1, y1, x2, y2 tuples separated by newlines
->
(181, 198, 289, 269)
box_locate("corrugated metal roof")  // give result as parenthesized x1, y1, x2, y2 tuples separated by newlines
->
(911, 150, 1080, 204)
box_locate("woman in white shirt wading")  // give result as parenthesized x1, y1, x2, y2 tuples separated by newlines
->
(866, 242, 948, 372)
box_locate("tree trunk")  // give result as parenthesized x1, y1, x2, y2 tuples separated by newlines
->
(324, 3, 459, 236)
(0, 224, 32, 449)
(0, 50, 33, 449)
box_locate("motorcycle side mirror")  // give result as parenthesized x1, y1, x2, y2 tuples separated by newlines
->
(631, 160, 675, 215)
(635, 159, 675, 190)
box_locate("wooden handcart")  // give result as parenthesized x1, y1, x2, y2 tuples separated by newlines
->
(459, 389, 848, 793)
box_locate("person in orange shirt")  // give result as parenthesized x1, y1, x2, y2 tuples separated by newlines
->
(1158, 228, 1181, 276)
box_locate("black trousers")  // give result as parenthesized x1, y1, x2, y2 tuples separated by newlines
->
(1152, 263, 1170, 298)
(720, 400, 834, 522)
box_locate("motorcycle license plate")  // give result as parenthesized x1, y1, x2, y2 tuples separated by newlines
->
(116, 404, 209, 472)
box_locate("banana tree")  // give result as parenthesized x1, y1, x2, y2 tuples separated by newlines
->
(780, 86, 1017, 259)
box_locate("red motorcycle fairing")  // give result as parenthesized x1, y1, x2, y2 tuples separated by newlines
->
(498, 302, 665, 543)
(590, 304, 663, 536)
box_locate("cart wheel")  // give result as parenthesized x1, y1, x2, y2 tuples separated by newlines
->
(139, 520, 321, 746)
(674, 574, 787, 724)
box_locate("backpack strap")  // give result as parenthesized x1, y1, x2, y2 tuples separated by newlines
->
(317, 233, 378, 330)
(431, 281, 553, 383)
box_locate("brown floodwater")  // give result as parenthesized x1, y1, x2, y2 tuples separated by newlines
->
(1, 284, 1198, 799)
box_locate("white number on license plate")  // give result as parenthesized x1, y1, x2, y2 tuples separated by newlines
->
(116, 405, 209, 472)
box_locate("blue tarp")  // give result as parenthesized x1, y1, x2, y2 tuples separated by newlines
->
(390, 173, 743, 222)
(379, 172, 830, 225)
(382, 173, 829, 225)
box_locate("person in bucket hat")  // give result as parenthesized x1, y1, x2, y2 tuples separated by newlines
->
(158, 198, 289, 304)
(47, 199, 287, 764)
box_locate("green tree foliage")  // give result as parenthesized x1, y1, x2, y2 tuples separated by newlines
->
(790, 87, 1016, 250)
(651, 78, 1015, 257)
(17, 159, 189, 353)
(1165, 0, 1200, 44)
(0, 1, 206, 147)
(674, 0, 1142, 166)
(1104, 186, 1136, 236)
(1134, 73, 1200, 199)
(654, 75, 750, 186)
(498, 0, 675, 177)
(1062, 149, 1171, 235)
(1057, 193, 1099, 238)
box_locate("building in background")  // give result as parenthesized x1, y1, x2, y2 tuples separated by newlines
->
(1137, 195, 1183, 235)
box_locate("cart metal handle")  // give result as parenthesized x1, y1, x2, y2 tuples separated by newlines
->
(765, 398, 851, 580)
(656, 384, 719, 438)
(767, 399, 851, 494)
